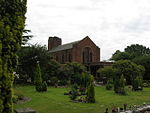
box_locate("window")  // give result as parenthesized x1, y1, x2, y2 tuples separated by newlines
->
(82, 47, 93, 63)
(62, 54, 64, 63)
(69, 53, 71, 62)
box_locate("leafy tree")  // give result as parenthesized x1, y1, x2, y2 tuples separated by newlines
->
(111, 44, 150, 61)
(106, 79, 113, 90)
(87, 76, 95, 103)
(17, 44, 52, 82)
(111, 52, 131, 61)
(125, 44, 150, 56)
(65, 62, 86, 85)
(132, 76, 143, 91)
(46, 60, 61, 81)
(97, 66, 114, 82)
(22, 29, 33, 45)
(0, 0, 27, 112)
(133, 56, 150, 80)
(112, 60, 145, 85)
(114, 74, 126, 95)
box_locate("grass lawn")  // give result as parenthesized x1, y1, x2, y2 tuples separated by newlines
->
(14, 85, 150, 113)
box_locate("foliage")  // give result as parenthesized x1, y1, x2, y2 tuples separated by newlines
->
(65, 62, 86, 85)
(111, 52, 132, 61)
(34, 63, 42, 85)
(79, 72, 91, 92)
(106, 79, 113, 90)
(34, 63, 42, 92)
(50, 77, 58, 86)
(22, 29, 33, 45)
(125, 44, 150, 56)
(97, 66, 114, 82)
(132, 76, 143, 91)
(112, 60, 145, 85)
(42, 81, 48, 92)
(69, 84, 79, 100)
(111, 44, 150, 61)
(133, 56, 150, 80)
(34, 63, 47, 92)
(86, 76, 95, 103)
(17, 44, 52, 82)
(0, 0, 27, 112)
(114, 75, 126, 95)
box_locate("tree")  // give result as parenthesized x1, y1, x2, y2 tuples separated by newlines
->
(65, 62, 86, 85)
(34, 63, 42, 92)
(111, 52, 131, 61)
(22, 29, 33, 45)
(133, 56, 150, 80)
(16, 44, 52, 82)
(112, 60, 145, 85)
(125, 44, 150, 56)
(34, 63, 47, 92)
(0, 0, 27, 112)
(97, 66, 114, 82)
(34, 63, 42, 85)
(87, 76, 95, 103)
(132, 76, 143, 91)
(111, 44, 150, 61)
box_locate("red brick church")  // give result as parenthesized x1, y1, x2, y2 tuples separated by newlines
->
(48, 36, 112, 76)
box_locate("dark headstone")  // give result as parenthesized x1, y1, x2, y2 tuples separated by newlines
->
(15, 108, 36, 113)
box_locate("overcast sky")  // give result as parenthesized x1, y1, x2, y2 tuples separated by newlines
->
(26, 0, 150, 60)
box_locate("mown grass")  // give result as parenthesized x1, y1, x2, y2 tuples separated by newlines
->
(14, 85, 150, 113)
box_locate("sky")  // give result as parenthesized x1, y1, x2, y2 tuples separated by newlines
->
(26, 0, 150, 60)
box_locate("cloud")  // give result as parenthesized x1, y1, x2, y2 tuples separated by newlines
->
(26, 0, 150, 60)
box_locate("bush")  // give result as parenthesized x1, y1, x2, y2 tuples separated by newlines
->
(114, 75, 126, 95)
(87, 82, 95, 103)
(106, 79, 113, 90)
(42, 81, 47, 92)
(132, 76, 143, 91)
(69, 84, 79, 100)
(86, 75, 96, 103)
(59, 80, 68, 86)
(50, 77, 58, 86)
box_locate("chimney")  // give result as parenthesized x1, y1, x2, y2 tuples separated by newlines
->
(48, 36, 62, 51)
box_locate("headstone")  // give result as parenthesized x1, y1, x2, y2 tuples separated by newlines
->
(15, 108, 36, 113)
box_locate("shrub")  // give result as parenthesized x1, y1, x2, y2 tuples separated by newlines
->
(87, 82, 95, 103)
(34, 63, 43, 92)
(42, 81, 47, 92)
(132, 76, 143, 91)
(50, 77, 58, 86)
(114, 75, 126, 95)
(59, 80, 68, 86)
(69, 84, 79, 100)
(106, 79, 113, 90)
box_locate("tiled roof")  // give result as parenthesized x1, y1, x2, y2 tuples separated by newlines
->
(49, 40, 80, 53)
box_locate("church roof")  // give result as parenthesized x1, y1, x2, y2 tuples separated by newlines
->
(49, 40, 80, 53)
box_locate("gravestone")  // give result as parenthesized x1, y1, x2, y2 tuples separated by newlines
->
(15, 108, 36, 113)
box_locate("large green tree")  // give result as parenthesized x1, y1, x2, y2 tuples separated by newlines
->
(111, 44, 150, 61)
(0, 0, 27, 112)
(133, 56, 150, 80)
(113, 60, 145, 85)
(17, 44, 52, 82)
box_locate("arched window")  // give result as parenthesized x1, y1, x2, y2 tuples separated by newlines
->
(82, 47, 93, 63)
